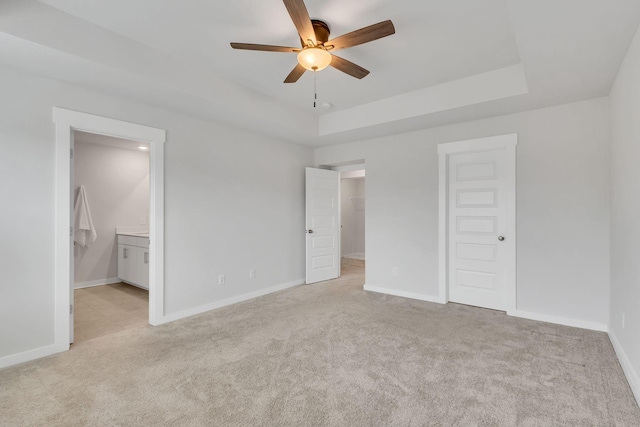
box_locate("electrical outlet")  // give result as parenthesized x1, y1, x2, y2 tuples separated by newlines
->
(622, 313, 625, 329)
(392, 267, 398, 276)
(218, 274, 225, 285)
(141, 216, 147, 226)
(249, 269, 256, 279)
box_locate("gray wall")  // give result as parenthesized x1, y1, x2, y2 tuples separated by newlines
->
(0, 65, 313, 359)
(74, 139, 149, 286)
(316, 97, 611, 327)
(609, 24, 640, 399)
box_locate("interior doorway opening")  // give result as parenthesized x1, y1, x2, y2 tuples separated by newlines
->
(325, 162, 366, 280)
(53, 107, 166, 354)
(71, 131, 151, 344)
(339, 169, 365, 271)
(305, 161, 366, 285)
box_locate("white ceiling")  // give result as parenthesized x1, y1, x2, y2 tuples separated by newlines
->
(0, 0, 639, 146)
(39, 0, 522, 111)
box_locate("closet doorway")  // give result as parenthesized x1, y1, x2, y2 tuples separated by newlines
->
(333, 164, 366, 277)
(340, 168, 365, 271)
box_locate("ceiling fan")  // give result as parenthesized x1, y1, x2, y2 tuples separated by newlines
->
(230, 0, 395, 83)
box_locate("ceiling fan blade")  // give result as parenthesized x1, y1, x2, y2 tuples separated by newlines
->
(283, 0, 317, 46)
(284, 63, 307, 83)
(330, 55, 370, 79)
(230, 43, 299, 53)
(326, 20, 395, 51)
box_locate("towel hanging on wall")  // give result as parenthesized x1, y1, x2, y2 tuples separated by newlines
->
(74, 185, 97, 247)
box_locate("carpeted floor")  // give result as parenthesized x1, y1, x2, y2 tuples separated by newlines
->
(1, 264, 639, 426)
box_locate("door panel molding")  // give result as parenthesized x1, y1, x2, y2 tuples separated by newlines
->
(305, 167, 340, 284)
(438, 134, 517, 313)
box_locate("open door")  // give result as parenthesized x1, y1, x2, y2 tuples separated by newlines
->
(305, 167, 340, 284)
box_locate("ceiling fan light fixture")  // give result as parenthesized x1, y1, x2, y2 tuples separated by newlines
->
(297, 47, 332, 71)
(230, 0, 396, 83)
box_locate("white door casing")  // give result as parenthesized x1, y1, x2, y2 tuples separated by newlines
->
(69, 132, 75, 344)
(54, 107, 166, 353)
(438, 134, 517, 312)
(305, 167, 340, 284)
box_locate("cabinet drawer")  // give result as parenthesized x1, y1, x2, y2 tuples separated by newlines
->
(118, 235, 150, 248)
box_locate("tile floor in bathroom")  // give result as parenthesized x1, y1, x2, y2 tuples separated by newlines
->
(73, 282, 148, 344)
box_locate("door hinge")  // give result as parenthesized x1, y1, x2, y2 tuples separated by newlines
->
(70, 148, 74, 158)
(70, 304, 73, 314)
(70, 226, 73, 236)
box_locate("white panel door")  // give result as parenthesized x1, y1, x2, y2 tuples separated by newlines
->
(306, 167, 339, 284)
(448, 149, 509, 310)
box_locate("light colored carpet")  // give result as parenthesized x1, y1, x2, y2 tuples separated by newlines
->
(1, 265, 638, 426)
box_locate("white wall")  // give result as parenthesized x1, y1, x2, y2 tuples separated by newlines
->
(316, 97, 610, 327)
(609, 25, 640, 401)
(0, 65, 312, 360)
(341, 178, 365, 258)
(74, 139, 149, 286)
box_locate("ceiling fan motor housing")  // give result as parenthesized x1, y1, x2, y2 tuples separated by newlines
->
(309, 20, 330, 45)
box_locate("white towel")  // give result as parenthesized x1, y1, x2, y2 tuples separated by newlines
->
(74, 185, 97, 247)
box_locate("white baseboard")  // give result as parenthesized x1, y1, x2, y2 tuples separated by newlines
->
(360, 287, 608, 332)
(158, 278, 305, 324)
(508, 309, 609, 332)
(609, 330, 640, 405)
(74, 277, 120, 289)
(363, 284, 446, 304)
(0, 344, 59, 370)
(1, 279, 304, 369)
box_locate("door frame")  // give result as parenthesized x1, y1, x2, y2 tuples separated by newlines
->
(53, 107, 166, 353)
(437, 134, 517, 313)
(331, 162, 366, 275)
(338, 168, 366, 263)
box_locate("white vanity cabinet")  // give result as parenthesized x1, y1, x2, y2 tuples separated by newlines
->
(117, 234, 150, 290)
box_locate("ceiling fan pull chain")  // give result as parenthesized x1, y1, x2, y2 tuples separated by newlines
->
(313, 69, 317, 108)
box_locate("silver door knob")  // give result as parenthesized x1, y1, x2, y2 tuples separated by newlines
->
(306, 229, 313, 234)
(498, 236, 505, 241)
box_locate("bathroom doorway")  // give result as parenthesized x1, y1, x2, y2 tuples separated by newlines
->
(71, 131, 150, 344)
(53, 107, 166, 354)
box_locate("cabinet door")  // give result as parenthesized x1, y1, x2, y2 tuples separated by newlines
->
(117, 244, 128, 281)
(138, 248, 150, 289)
(118, 244, 139, 284)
